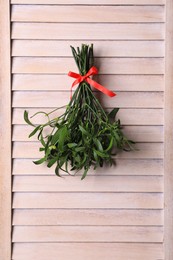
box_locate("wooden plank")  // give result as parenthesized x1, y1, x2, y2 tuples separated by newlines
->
(12, 225, 163, 243)
(12, 91, 164, 108)
(12, 57, 164, 74)
(12, 125, 163, 143)
(12, 192, 163, 209)
(12, 40, 165, 58)
(12, 242, 164, 260)
(12, 209, 163, 226)
(11, 0, 166, 4)
(0, 1, 11, 260)
(12, 158, 164, 176)
(12, 142, 164, 159)
(12, 108, 164, 125)
(12, 74, 165, 91)
(12, 176, 163, 192)
(11, 5, 164, 23)
(11, 23, 164, 40)
(164, 0, 173, 258)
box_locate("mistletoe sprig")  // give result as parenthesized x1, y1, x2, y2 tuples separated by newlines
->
(24, 44, 135, 180)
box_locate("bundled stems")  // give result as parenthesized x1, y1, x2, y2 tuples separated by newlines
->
(24, 44, 135, 180)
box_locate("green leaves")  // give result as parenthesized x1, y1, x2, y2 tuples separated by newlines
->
(24, 110, 35, 127)
(24, 44, 135, 180)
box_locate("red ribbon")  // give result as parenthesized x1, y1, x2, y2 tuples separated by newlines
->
(68, 66, 116, 99)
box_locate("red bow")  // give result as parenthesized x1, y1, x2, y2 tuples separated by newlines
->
(68, 66, 116, 99)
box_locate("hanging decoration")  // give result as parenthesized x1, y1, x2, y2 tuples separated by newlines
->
(24, 44, 135, 180)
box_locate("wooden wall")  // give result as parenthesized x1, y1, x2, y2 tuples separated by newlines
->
(11, 1, 165, 259)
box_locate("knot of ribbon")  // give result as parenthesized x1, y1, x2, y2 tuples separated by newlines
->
(68, 66, 116, 99)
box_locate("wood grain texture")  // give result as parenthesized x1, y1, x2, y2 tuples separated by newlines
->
(164, 0, 173, 258)
(12, 23, 165, 40)
(12, 176, 164, 192)
(12, 40, 165, 58)
(12, 74, 165, 92)
(12, 242, 164, 260)
(11, 5, 165, 23)
(12, 209, 163, 226)
(12, 192, 163, 209)
(11, 0, 166, 4)
(12, 91, 164, 108)
(0, 1, 11, 260)
(12, 108, 164, 125)
(12, 158, 163, 176)
(12, 57, 164, 74)
(12, 142, 164, 159)
(12, 225, 163, 243)
(10, 1, 166, 258)
(12, 125, 164, 143)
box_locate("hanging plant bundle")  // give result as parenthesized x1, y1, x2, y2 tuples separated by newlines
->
(24, 44, 135, 180)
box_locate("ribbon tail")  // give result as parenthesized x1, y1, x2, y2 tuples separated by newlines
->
(87, 78, 116, 97)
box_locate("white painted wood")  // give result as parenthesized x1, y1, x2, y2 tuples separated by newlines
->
(11, 5, 164, 23)
(12, 158, 164, 176)
(164, 0, 173, 258)
(12, 242, 164, 260)
(12, 40, 165, 58)
(12, 176, 163, 192)
(12, 192, 163, 209)
(12, 57, 164, 74)
(12, 225, 163, 243)
(12, 23, 164, 40)
(12, 142, 164, 159)
(12, 74, 164, 91)
(9, 1, 166, 258)
(12, 91, 164, 108)
(11, 0, 166, 4)
(12, 125, 164, 143)
(0, 1, 11, 260)
(12, 209, 163, 226)
(12, 108, 164, 126)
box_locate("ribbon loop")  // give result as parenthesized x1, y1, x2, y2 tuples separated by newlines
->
(68, 66, 116, 98)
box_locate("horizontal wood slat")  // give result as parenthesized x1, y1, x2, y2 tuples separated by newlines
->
(11, 5, 165, 23)
(12, 91, 164, 108)
(12, 192, 163, 209)
(12, 242, 164, 260)
(12, 23, 165, 40)
(12, 209, 163, 226)
(11, 0, 166, 4)
(12, 57, 164, 74)
(12, 74, 165, 91)
(12, 159, 163, 176)
(12, 142, 164, 159)
(12, 225, 163, 243)
(12, 176, 164, 192)
(12, 125, 163, 143)
(12, 40, 165, 58)
(12, 108, 164, 125)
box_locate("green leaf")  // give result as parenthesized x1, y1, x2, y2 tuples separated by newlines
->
(94, 138, 103, 152)
(79, 125, 90, 137)
(105, 137, 114, 152)
(33, 157, 46, 165)
(55, 164, 61, 177)
(58, 126, 68, 150)
(81, 167, 89, 180)
(47, 157, 58, 168)
(29, 125, 41, 138)
(67, 143, 77, 148)
(51, 129, 60, 145)
(94, 150, 109, 158)
(40, 133, 46, 147)
(108, 108, 119, 120)
(24, 110, 35, 127)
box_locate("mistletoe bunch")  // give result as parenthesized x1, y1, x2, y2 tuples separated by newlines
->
(24, 44, 134, 179)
